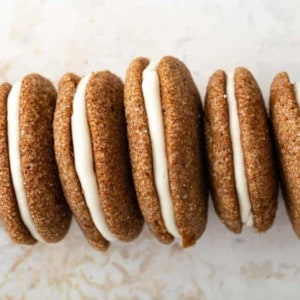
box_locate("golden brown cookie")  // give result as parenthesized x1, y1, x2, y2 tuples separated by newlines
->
(0, 83, 36, 244)
(54, 71, 143, 250)
(124, 56, 208, 247)
(270, 72, 300, 236)
(204, 70, 242, 233)
(205, 68, 278, 233)
(54, 73, 108, 251)
(0, 75, 72, 244)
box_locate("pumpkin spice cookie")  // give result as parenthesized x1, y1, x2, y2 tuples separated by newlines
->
(0, 75, 72, 244)
(270, 72, 300, 236)
(124, 56, 208, 247)
(54, 71, 143, 251)
(204, 68, 278, 233)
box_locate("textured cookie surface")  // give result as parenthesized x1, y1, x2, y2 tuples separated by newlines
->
(20, 74, 72, 243)
(270, 72, 300, 236)
(124, 57, 173, 244)
(0, 83, 36, 244)
(204, 70, 242, 233)
(158, 56, 208, 246)
(235, 67, 278, 232)
(54, 73, 109, 250)
(86, 71, 143, 242)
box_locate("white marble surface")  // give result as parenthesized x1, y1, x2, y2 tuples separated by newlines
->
(0, 0, 299, 299)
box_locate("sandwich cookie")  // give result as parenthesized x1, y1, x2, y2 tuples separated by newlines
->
(204, 68, 278, 233)
(270, 72, 300, 236)
(0, 75, 71, 244)
(54, 71, 143, 251)
(124, 57, 208, 247)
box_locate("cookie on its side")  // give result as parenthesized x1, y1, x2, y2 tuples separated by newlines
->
(124, 56, 208, 247)
(54, 71, 143, 250)
(0, 83, 35, 244)
(205, 68, 278, 233)
(0, 75, 72, 244)
(270, 72, 300, 236)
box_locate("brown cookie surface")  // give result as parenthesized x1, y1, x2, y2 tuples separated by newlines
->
(0, 83, 36, 244)
(205, 68, 278, 233)
(124, 57, 173, 244)
(204, 70, 242, 233)
(235, 67, 278, 232)
(20, 74, 72, 243)
(125, 57, 208, 247)
(54, 73, 109, 250)
(158, 56, 208, 247)
(270, 72, 300, 236)
(86, 71, 143, 242)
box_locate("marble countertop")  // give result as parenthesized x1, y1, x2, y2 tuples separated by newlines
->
(0, 0, 300, 299)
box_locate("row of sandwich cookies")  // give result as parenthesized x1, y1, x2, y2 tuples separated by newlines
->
(0, 56, 298, 250)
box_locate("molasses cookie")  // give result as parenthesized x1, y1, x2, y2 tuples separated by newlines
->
(124, 56, 208, 247)
(204, 68, 278, 233)
(54, 71, 143, 251)
(0, 75, 71, 244)
(270, 72, 300, 236)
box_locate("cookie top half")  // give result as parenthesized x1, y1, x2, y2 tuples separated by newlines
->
(54, 71, 143, 250)
(0, 75, 72, 244)
(0, 83, 35, 244)
(205, 68, 278, 233)
(270, 72, 300, 236)
(124, 56, 208, 247)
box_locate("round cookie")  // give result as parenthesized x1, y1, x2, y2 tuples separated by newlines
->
(270, 72, 300, 236)
(204, 68, 278, 233)
(124, 56, 208, 247)
(0, 75, 72, 244)
(0, 83, 35, 244)
(54, 71, 143, 251)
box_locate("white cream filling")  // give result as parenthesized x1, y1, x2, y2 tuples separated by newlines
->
(142, 62, 180, 238)
(71, 73, 115, 242)
(293, 82, 300, 106)
(7, 82, 44, 241)
(227, 72, 253, 227)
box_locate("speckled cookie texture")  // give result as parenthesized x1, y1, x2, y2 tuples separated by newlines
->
(86, 71, 143, 242)
(270, 72, 300, 236)
(124, 56, 208, 247)
(124, 57, 173, 244)
(54, 73, 109, 250)
(204, 70, 242, 233)
(205, 68, 278, 233)
(236, 68, 278, 231)
(19, 74, 72, 242)
(54, 71, 143, 250)
(0, 83, 36, 244)
(158, 57, 208, 246)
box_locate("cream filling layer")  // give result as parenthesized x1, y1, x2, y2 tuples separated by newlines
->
(227, 72, 253, 227)
(72, 73, 115, 241)
(293, 82, 300, 106)
(7, 82, 44, 241)
(142, 62, 180, 238)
